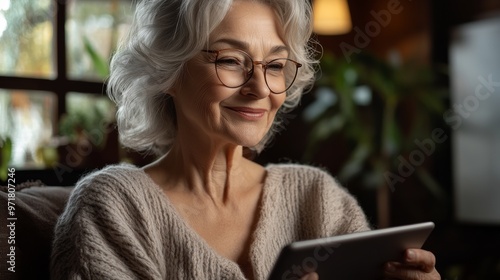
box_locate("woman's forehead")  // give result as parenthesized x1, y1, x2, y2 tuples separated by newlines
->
(208, 1, 286, 53)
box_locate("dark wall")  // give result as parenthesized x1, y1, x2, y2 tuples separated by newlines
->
(258, 1, 500, 279)
(320, 0, 432, 60)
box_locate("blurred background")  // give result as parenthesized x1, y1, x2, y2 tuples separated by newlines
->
(0, 0, 499, 279)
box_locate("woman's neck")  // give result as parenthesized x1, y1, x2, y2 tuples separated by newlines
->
(144, 140, 259, 206)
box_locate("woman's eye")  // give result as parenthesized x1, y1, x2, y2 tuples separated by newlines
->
(267, 62, 285, 71)
(216, 58, 242, 66)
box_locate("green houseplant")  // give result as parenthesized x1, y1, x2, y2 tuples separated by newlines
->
(0, 136, 12, 181)
(303, 52, 448, 226)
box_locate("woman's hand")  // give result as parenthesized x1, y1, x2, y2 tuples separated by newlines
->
(384, 249, 441, 279)
(299, 249, 439, 280)
(300, 272, 318, 280)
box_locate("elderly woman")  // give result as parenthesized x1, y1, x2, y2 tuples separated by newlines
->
(51, 0, 440, 279)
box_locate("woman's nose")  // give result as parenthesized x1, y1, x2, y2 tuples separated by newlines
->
(240, 64, 271, 98)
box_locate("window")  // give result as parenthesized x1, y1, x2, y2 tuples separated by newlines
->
(0, 0, 133, 181)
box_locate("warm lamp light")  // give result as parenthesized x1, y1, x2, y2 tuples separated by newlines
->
(313, 0, 352, 35)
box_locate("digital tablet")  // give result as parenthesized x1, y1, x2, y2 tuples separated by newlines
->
(268, 221, 435, 280)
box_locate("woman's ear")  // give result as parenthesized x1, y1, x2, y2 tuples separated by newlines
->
(166, 82, 178, 97)
(168, 73, 184, 97)
(166, 88, 176, 97)
(166, 84, 179, 98)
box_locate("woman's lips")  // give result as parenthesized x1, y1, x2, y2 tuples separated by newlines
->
(225, 107, 267, 120)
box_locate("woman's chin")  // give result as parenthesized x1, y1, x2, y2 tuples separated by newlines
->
(231, 135, 266, 149)
(224, 127, 268, 147)
(237, 139, 263, 149)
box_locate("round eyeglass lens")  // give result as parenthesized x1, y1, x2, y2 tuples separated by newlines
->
(213, 49, 299, 94)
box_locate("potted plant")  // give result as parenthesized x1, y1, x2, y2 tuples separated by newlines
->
(303, 51, 448, 227)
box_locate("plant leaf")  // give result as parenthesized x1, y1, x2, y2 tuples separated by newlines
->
(83, 36, 109, 77)
(416, 168, 446, 199)
(338, 143, 372, 182)
(0, 137, 12, 181)
(303, 115, 346, 161)
(416, 89, 446, 114)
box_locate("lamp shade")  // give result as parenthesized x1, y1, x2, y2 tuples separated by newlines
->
(313, 0, 352, 35)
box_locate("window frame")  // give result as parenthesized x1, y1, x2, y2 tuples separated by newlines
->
(0, 0, 112, 185)
(0, 0, 106, 122)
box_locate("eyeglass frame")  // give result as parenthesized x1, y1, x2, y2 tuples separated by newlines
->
(201, 49, 302, 94)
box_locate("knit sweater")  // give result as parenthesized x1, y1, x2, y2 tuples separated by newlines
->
(50, 163, 370, 280)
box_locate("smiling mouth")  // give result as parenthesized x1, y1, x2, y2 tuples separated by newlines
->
(225, 107, 267, 120)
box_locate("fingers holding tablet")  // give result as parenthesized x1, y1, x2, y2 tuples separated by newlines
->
(268, 222, 436, 280)
(384, 249, 441, 280)
(299, 272, 319, 280)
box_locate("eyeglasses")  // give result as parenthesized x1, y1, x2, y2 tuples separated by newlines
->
(202, 49, 302, 94)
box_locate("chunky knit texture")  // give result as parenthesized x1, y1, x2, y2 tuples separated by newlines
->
(50, 164, 370, 279)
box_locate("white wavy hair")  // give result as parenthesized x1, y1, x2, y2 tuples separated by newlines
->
(107, 0, 318, 156)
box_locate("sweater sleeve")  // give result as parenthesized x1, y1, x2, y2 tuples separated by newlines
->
(320, 169, 372, 234)
(50, 168, 164, 280)
(291, 165, 372, 237)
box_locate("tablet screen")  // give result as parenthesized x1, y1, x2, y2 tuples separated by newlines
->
(268, 222, 435, 280)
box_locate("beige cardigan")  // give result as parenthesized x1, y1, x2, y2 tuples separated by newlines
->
(51, 164, 370, 279)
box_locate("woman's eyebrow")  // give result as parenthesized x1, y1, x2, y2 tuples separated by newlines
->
(210, 38, 249, 49)
(269, 45, 289, 55)
(210, 38, 289, 54)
